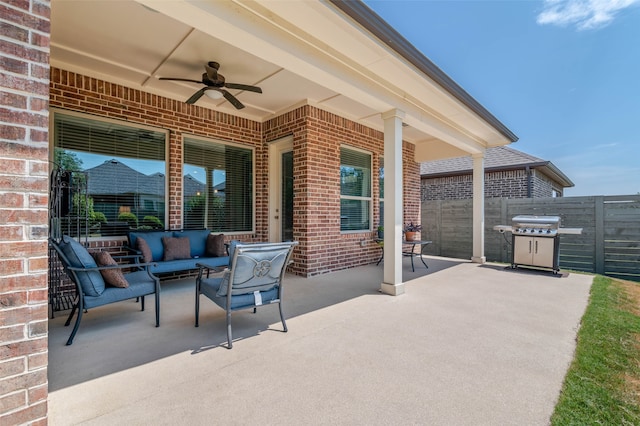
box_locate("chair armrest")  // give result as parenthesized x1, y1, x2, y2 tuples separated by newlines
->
(67, 262, 157, 272)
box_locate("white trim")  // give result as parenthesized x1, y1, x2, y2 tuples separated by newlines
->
(268, 135, 293, 242)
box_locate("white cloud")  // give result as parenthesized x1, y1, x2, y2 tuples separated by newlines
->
(537, 0, 639, 30)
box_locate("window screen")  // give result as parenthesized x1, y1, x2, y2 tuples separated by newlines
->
(340, 147, 371, 231)
(52, 111, 167, 236)
(183, 137, 253, 232)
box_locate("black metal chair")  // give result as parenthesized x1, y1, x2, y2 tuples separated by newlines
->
(50, 236, 160, 345)
(195, 241, 298, 349)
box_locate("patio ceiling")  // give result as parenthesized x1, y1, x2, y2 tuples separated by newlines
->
(50, 0, 516, 161)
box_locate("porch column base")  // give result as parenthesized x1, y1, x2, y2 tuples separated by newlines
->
(471, 256, 486, 264)
(380, 282, 405, 296)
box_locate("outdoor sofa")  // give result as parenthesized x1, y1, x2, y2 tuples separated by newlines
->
(127, 229, 231, 275)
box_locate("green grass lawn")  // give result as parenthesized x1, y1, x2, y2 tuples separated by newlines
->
(552, 275, 640, 425)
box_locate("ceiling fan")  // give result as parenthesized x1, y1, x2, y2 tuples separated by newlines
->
(159, 61, 262, 109)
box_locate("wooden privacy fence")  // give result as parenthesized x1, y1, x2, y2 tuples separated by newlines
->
(421, 195, 640, 282)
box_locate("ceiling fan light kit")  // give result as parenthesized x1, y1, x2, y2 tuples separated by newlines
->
(159, 60, 262, 109)
(204, 90, 224, 100)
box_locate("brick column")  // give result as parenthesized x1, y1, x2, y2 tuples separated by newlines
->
(0, 0, 51, 424)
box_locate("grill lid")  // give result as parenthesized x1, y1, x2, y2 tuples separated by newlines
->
(512, 215, 560, 228)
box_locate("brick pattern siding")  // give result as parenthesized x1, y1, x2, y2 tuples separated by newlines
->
(50, 69, 420, 277)
(0, 1, 51, 424)
(421, 169, 559, 201)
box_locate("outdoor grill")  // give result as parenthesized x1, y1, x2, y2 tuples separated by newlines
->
(493, 215, 582, 274)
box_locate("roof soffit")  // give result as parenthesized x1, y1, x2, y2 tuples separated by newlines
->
(136, 0, 510, 149)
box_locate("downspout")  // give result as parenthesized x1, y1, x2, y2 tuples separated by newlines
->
(526, 166, 532, 198)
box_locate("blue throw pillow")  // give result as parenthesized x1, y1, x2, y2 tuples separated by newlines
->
(60, 236, 105, 297)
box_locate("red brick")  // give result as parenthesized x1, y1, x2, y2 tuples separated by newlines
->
(29, 129, 48, 142)
(0, 226, 22, 241)
(0, 159, 27, 175)
(0, 305, 47, 329)
(0, 391, 26, 415)
(27, 258, 47, 274)
(0, 274, 46, 292)
(0, 354, 25, 379)
(0, 291, 27, 308)
(0, 141, 47, 160)
(0, 107, 48, 129)
(27, 383, 47, 404)
(0, 74, 48, 97)
(0, 400, 47, 425)
(0, 337, 47, 362)
(0, 91, 27, 108)
(0, 241, 47, 258)
(0, 192, 24, 208)
(28, 193, 47, 207)
(27, 321, 46, 338)
(0, 259, 23, 275)
(27, 353, 47, 371)
(0, 125, 26, 141)
(0, 208, 48, 225)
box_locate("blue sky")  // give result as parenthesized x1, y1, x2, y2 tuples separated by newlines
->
(365, 0, 640, 196)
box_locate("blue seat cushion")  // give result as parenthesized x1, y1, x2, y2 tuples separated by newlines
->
(151, 256, 228, 274)
(83, 270, 157, 309)
(173, 229, 211, 257)
(200, 277, 279, 311)
(59, 236, 105, 297)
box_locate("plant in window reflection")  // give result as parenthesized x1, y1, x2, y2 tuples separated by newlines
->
(118, 212, 138, 229)
(210, 195, 225, 231)
(142, 215, 163, 230)
(72, 193, 105, 226)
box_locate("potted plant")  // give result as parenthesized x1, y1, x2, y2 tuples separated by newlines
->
(377, 225, 384, 239)
(403, 222, 422, 241)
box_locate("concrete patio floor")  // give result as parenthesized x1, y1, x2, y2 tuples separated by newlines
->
(47, 256, 593, 425)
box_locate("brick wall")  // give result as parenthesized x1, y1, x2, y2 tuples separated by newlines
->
(51, 70, 420, 277)
(264, 106, 419, 276)
(0, 0, 51, 424)
(49, 67, 265, 234)
(421, 168, 558, 201)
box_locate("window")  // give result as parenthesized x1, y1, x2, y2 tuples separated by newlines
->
(183, 136, 254, 232)
(52, 111, 167, 236)
(340, 147, 371, 231)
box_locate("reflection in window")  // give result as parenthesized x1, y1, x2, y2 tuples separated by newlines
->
(52, 111, 167, 236)
(340, 147, 371, 232)
(183, 137, 253, 232)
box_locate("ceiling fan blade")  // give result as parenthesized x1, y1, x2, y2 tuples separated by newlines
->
(185, 88, 207, 105)
(224, 83, 262, 93)
(159, 77, 202, 84)
(221, 89, 245, 109)
(204, 61, 220, 81)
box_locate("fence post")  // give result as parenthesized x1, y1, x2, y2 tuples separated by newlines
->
(500, 198, 508, 263)
(595, 196, 605, 275)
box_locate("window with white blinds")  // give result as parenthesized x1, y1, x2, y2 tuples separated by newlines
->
(52, 111, 167, 235)
(340, 146, 372, 232)
(183, 136, 254, 232)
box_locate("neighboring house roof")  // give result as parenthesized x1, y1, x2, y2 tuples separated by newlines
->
(184, 174, 205, 198)
(87, 161, 217, 197)
(86, 160, 164, 196)
(420, 146, 574, 188)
